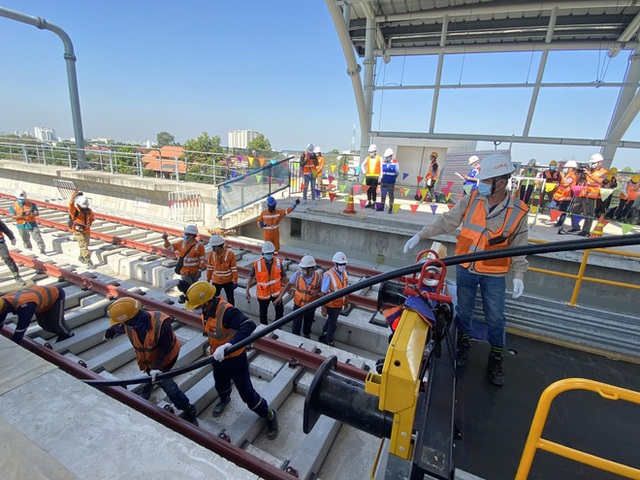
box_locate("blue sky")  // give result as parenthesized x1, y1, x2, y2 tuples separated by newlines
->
(2, 1, 640, 171)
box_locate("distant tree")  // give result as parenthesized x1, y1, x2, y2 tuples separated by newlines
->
(183, 132, 223, 153)
(330, 148, 340, 154)
(157, 131, 175, 147)
(114, 145, 139, 175)
(621, 166, 635, 173)
(182, 132, 225, 182)
(248, 134, 271, 151)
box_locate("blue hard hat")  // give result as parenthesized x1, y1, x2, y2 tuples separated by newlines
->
(266, 196, 277, 207)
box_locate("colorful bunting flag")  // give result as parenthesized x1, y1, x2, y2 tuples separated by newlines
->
(359, 199, 366, 209)
(410, 204, 419, 214)
(463, 185, 473, 195)
(393, 203, 401, 214)
(329, 192, 336, 202)
(600, 188, 614, 201)
(530, 205, 538, 214)
(571, 185, 585, 196)
(353, 185, 361, 194)
(328, 175, 335, 184)
(621, 223, 635, 234)
(417, 175, 424, 184)
(355, 166, 361, 175)
(544, 182, 557, 193)
(340, 184, 347, 193)
(363, 185, 370, 193)
(331, 164, 337, 172)
(278, 178, 284, 186)
(342, 165, 348, 174)
(402, 173, 409, 181)
(430, 205, 438, 215)
(549, 209, 562, 222)
(315, 189, 321, 197)
(231, 170, 238, 178)
(256, 175, 262, 183)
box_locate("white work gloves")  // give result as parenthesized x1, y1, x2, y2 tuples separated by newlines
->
(403, 234, 420, 254)
(213, 342, 232, 362)
(512, 279, 524, 299)
(10, 238, 16, 246)
(164, 278, 180, 293)
(149, 369, 162, 383)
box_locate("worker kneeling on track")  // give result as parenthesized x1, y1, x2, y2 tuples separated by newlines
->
(185, 281, 279, 439)
(105, 297, 198, 425)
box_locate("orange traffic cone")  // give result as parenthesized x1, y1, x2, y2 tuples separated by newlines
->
(343, 187, 356, 214)
(590, 215, 607, 238)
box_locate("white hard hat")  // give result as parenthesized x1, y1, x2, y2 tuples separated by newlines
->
(527, 158, 537, 166)
(75, 195, 89, 209)
(305, 143, 314, 153)
(589, 153, 604, 164)
(332, 251, 347, 264)
(313, 146, 322, 154)
(209, 234, 225, 247)
(262, 241, 276, 254)
(15, 189, 26, 199)
(184, 225, 198, 235)
(368, 144, 377, 153)
(468, 155, 480, 165)
(564, 160, 578, 169)
(299, 255, 316, 268)
(475, 154, 515, 181)
(383, 148, 394, 157)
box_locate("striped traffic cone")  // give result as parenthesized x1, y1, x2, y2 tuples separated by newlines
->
(590, 215, 607, 238)
(343, 187, 356, 214)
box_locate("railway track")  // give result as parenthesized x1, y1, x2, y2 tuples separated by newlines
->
(0, 194, 395, 479)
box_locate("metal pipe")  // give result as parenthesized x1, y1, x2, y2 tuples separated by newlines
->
(0, 7, 87, 169)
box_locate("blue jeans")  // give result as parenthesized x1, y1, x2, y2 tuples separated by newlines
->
(455, 265, 506, 348)
(303, 174, 317, 200)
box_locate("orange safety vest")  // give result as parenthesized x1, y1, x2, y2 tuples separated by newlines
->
(172, 239, 205, 275)
(620, 181, 640, 201)
(582, 167, 607, 199)
(313, 155, 325, 178)
(203, 298, 243, 359)
(553, 171, 577, 202)
(324, 268, 348, 308)
(454, 191, 529, 275)
(68, 201, 95, 234)
(293, 271, 321, 307)
(425, 160, 439, 181)
(300, 152, 317, 175)
(3, 286, 59, 312)
(124, 311, 180, 372)
(206, 248, 238, 284)
(254, 257, 284, 300)
(365, 155, 382, 177)
(12, 201, 37, 224)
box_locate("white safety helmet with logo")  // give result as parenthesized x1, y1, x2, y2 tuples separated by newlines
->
(184, 225, 198, 236)
(75, 195, 89, 209)
(475, 154, 515, 181)
(15, 189, 26, 199)
(383, 148, 394, 158)
(299, 255, 316, 269)
(589, 153, 604, 164)
(332, 251, 348, 264)
(368, 144, 377, 153)
(564, 160, 578, 169)
(209, 234, 225, 247)
(468, 155, 480, 165)
(262, 241, 276, 254)
(305, 143, 314, 153)
(313, 146, 322, 154)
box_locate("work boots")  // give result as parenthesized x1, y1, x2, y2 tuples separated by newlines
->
(211, 397, 230, 417)
(183, 404, 199, 426)
(266, 408, 279, 440)
(487, 352, 505, 386)
(456, 336, 471, 367)
(13, 274, 26, 287)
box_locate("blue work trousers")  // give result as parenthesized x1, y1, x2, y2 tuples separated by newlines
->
(322, 307, 341, 343)
(141, 377, 190, 411)
(292, 303, 316, 337)
(455, 265, 506, 349)
(213, 351, 269, 418)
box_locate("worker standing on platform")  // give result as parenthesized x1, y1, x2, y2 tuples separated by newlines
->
(404, 154, 529, 386)
(245, 241, 287, 325)
(361, 144, 382, 208)
(274, 255, 321, 338)
(9, 190, 46, 254)
(105, 297, 198, 425)
(614, 174, 640, 221)
(550, 160, 578, 226)
(313, 146, 325, 198)
(318, 252, 350, 347)
(423, 151, 439, 202)
(0, 285, 74, 343)
(300, 143, 318, 202)
(185, 281, 279, 438)
(257, 196, 299, 253)
(540, 161, 563, 211)
(379, 148, 400, 214)
(68, 191, 95, 266)
(462, 155, 481, 192)
(163, 225, 206, 303)
(0, 219, 26, 286)
(206, 235, 238, 306)
(570, 153, 607, 236)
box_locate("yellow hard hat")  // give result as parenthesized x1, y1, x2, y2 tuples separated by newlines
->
(185, 281, 216, 310)
(549, 160, 558, 166)
(609, 167, 618, 175)
(0, 298, 5, 312)
(632, 174, 640, 183)
(107, 297, 142, 326)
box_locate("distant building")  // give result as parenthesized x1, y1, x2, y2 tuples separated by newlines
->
(141, 146, 186, 179)
(34, 127, 58, 143)
(228, 130, 260, 149)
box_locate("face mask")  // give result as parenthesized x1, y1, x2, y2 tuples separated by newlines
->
(336, 265, 346, 273)
(183, 235, 189, 241)
(17, 199, 26, 205)
(263, 253, 274, 261)
(549, 166, 556, 171)
(477, 182, 493, 196)
(268, 206, 275, 212)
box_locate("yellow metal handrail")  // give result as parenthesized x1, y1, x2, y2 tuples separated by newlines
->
(516, 378, 640, 479)
(527, 239, 640, 306)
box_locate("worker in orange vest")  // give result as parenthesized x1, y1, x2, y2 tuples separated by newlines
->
(105, 297, 198, 425)
(163, 225, 206, 303)
(300, 143, 319, 202)
(569, 153, 607, 236)
(68, 191, 95, 266)
(206, 235, 238, 306)
(245, 241, 287, 325)
(361, 144, 382, 208)
(423, 151, 439, 202)
(312, 146, 325, 198)
(275, 255, 321, 338)
(0, 285, 73, 343)
(549, 160, 578, 226)
(540, 160, 563, 211)
(404, 154, 529, 386)
(0, 219, 26, 286)
(9, 189, 46, 254)
(318, 252, 350, 347)
(257, 196, 299, 253)
(614, 174, 640, 221)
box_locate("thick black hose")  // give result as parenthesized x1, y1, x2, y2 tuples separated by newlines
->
(85, 234, 640, 387)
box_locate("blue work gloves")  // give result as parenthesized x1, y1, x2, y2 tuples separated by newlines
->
(259, 221, 266, 228)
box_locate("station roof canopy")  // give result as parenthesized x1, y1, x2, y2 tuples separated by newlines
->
(344, 1, 640, 58)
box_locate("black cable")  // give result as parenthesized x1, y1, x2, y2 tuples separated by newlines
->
(85, 234, 640, 387)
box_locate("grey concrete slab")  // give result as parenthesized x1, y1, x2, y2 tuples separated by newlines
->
(0, 336, 55, 395)
(287, 415, 342, 480)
